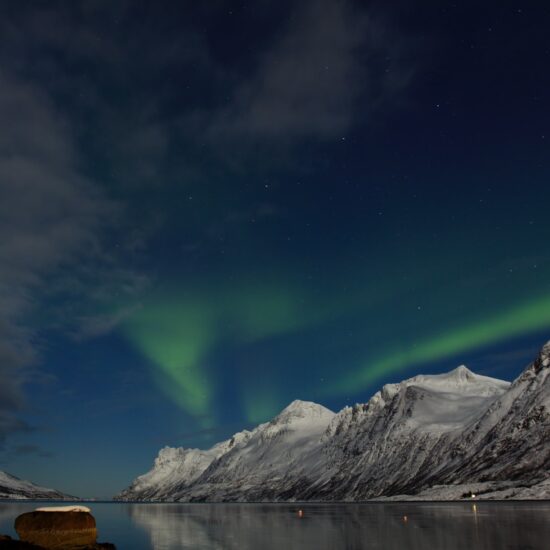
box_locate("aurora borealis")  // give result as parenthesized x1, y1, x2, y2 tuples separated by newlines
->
(1, 1, 550, 497)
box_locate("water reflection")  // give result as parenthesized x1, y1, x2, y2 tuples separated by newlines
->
(0, 503, 18, 524)
(128, 502, 550, 550)
(1, 501, 548, 549)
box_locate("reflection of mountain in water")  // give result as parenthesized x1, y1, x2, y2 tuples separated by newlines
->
(128, 502, 550, 550)
(0, 503, 19, 524)
(128, 503, 225, 550)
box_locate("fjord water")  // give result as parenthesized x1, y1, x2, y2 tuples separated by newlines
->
(1, 501, 549, 549)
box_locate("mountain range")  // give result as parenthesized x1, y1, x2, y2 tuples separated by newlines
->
(0, 470, 73, 500)
(116, 341, 550, 501)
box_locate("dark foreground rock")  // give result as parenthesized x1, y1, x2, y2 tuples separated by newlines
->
(5, 509, 115, 549)
(15, 511, 96, 549)
(0, 535, 115, 548)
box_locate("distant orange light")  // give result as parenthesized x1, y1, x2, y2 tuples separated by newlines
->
(403, 515, 408, 523)
(298, 509, 304, 518)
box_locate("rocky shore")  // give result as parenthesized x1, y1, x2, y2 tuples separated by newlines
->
(0, 534, 114, 549)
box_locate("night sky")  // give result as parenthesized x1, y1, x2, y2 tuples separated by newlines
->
(1, 1, 549, 498)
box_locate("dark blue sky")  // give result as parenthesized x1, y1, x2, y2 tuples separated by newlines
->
(1, 0, 549, 498)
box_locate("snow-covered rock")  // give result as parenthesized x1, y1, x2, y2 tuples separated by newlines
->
(35, 506, 91, 512)
(116, 341, 550, 501)
(0, 470, 74, 500)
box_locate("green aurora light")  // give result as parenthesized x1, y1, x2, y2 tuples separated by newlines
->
(123, 281, 320, 419)
(332, 292, 550, 396)
(123, 274, 550, 424)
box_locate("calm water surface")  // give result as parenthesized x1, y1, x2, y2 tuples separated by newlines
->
(1, 501, 548, 549)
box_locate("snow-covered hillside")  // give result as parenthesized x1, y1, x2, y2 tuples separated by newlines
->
(117, 430, 253, 501)
(116, 342, 550, 501)
(438, 341, 550, 486)
(0, 470, 74, 500)
(181, 400, 335, 501)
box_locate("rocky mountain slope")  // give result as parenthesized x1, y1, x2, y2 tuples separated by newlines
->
(0, 470, 74, 500)
(116, 342, 550, 501)
(117, 430, 253, 501)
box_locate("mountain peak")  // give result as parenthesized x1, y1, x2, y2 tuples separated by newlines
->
(284, 399, 320, 411)
(447, 364, 476, 380)
(271, 400, 334, 426)
(378, 366, 510, 401)
(281, 399, 332, 415)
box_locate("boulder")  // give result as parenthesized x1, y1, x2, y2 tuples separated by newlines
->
(14, 510, 97, 549)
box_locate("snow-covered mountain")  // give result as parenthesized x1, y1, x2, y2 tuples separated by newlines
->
(117, 430, 253, 501)
(181, 400, 335, 501)
(438, 341, 550, 486)
(116, 342, 550, 501)
(0, 470, 74, 500)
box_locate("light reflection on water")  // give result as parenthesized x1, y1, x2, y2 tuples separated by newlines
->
(1, 500, 548, 549)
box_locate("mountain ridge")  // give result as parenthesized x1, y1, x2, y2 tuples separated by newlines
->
(0, 470, 75, 500)
(116, 342, 550, 501)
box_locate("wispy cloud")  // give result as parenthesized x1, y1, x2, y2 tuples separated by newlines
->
(203, 0, 411, 147)
(0, 70, 144, 445)
(0, 0, 413, 446)
(11, 444, 53, 459)
(74, 303, 144, 340)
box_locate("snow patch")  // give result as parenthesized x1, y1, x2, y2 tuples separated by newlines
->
(35, 506, 91, 513)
